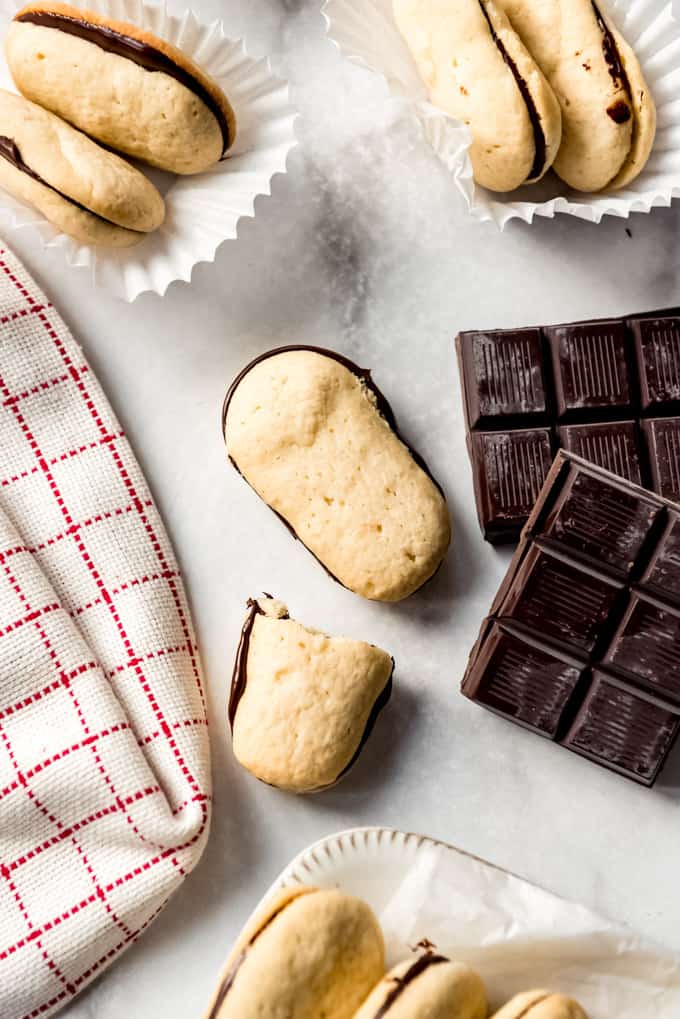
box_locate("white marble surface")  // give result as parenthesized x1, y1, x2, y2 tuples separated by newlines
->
(6, 0, 680, 1013)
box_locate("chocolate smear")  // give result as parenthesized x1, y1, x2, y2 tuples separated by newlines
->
(477, 0, 547, 181)
(0, 134, 120, 225)
(373, 954, 449, 1018)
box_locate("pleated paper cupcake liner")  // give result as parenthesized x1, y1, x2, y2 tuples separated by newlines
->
(0, 0, 298, 299)
(324, 0, 680, 227)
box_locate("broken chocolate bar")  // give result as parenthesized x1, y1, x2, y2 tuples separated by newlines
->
(456, 310, 680, 542)
(461, 450, 680, 786)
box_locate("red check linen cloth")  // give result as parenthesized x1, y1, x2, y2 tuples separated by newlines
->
(0, 246, 211, 1019)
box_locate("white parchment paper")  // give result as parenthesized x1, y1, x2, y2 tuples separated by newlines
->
(377, 842, 680, 1016)
(323, 0, 680, 227)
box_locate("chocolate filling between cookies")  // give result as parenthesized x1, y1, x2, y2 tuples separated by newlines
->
(206, 893, 307, 1017)
(228, 597, 394, 787)
(373, 953, 449, 1018)
(0, 134, 125, 227)
(16, 10, 232, 155)
(590, 1, 633, 124)
(476, 0, 546, 182)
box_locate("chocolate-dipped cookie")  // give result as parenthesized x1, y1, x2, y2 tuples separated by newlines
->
(495, 0, 655, 191)
(6, 2, 236, 174)
(203, 886, 385, 1019)
(0, 89, 164, 246)
(223, 347, 451, 602)
(492, 991, 588, 1019)
(229, 596, 393, 793)
(354, 953, 487, 1019)
(392, 0, 562, 191)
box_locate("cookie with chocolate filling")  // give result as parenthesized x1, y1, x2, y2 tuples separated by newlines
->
(495, 0, 655, 191)
(392, 0, 562, 192)
(229, 596, 393, 793)
(6, 2, 236, 174)
(203, 886, 385, 1019)
(0, 89, 164, 246)
(223, 347, 451, 602)
(354, 954, 487, 1019)
(492, 990, 588, 1019)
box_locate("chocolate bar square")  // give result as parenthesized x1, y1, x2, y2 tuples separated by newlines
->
(563, 672, 680, 784)
(461, 450, 680, 785)
(632, 317, 680, 409)
(456, 309, 680, 542)
(546, 322, 631, 418)
(459, 330, 547, 427)
(471, 429, 553, 542)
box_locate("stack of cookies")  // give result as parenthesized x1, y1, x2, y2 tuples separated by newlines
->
(392, 0, 656, 193)
(204, 886, 589, 1019)
(0, 2, 236, 244)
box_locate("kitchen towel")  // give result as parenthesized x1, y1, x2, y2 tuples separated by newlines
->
(0, 245, 211, 1018)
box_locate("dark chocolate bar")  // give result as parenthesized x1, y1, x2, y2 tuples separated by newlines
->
(461, 450, 680, 786)
(456, 310, 680, 543)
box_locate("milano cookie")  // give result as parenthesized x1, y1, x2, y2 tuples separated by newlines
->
(354, 954, 487, 1019)
(230, 597, 393, 792)
(6, 3, 236, 174)
(495, 0, 655, 191)
(392, 0, 562, 192)
(203, 887, 385, 1019)
(0, 90, 164, 246)
(223, 347, 451, 602)
(492, 991, 588, 1019)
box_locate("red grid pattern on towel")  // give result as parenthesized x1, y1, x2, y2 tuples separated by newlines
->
(0, 249, 210, 1019)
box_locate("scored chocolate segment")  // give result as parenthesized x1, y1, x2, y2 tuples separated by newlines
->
(632, 317, 680, 409)
(557, 421, 643, 486)
(461, 451, 680, 785)
(641, 511, 680, 604)
(464, 624, 582, 736)
(498, 547, 622, 653)
(471, 429, 552, 540)
(604, 594, 680, 703)
(564, 672, 680, 783)
(456, 310, 680, 543)
(546, 322, 631, 418)
(459, 330, 547, 427)
(541, 467, 660, 574)
(642, 418, 680, 503)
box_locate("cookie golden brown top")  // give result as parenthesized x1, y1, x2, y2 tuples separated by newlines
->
(13, 2, 236, 154)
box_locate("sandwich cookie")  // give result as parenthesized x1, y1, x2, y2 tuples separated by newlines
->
(392, 0, 562, 192)
(492, 991, 588, 1019)
(223, 347, 451, 602)
(354, 953, 488, 1019)
(0, 89, 164, 246)
(495, 0, 655, 191)
(6, 2, 236, 174)
(203, 886, 385, 1019)
(230, 596, 394, 793)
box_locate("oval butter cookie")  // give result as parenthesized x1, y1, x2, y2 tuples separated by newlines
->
(392, 0, 562, 191)
(203, 887, 385, 1019)
(354, 954, 487, 1019)
(492, 991, 588, 1019)
(223, 347, 451, 602)
(0, 89, 164, 246)
(230, 596, 393, 792)
(495, 0, 655, 191)
(6, 2, 236, 174)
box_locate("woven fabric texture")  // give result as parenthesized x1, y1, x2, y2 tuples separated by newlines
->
(0, 246, 211, 1018)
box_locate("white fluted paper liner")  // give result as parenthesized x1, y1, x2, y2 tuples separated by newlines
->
(0, 0, 298, 299)
(324, 0, 680, 227)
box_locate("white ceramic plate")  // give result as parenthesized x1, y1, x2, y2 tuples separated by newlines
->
(254, 827, 680, 1017)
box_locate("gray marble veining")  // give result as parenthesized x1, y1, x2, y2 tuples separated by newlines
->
(5, 0, 680, 1015)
